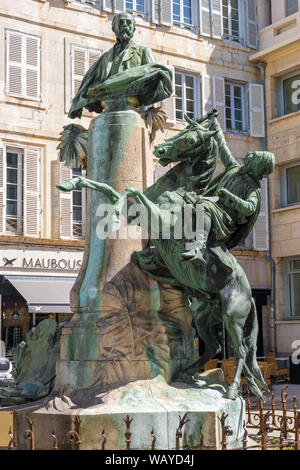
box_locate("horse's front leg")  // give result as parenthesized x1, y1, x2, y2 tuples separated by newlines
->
(117, 188, 161, 228)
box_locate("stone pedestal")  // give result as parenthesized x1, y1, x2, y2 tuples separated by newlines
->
(12, 371, 245, 450)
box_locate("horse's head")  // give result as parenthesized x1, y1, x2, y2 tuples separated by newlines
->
(154, 115, 217, 166)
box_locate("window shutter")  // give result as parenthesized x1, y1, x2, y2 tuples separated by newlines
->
(6, 31, 23, 96)
(0, 146, 6, 234)
(246, 0, 257, 48)
(24, 148, 41, 238)
(286, 0, 298, 16)
(253, 177, 269, 251)
(164, 65, 176, 124)
(199, 0, 211, 37)
(213, 76, 226, 131)
(72, 47, 87, 98)
(249, 83, 265, 138)
(152, 0, 160, 23)
(88, 49, 101, 69)
(25, 35, 40, 99)
(211, 0, 223, 38)
(115, 0, 126, 12)
(161, 0, 172, 25)
(59, 163, 73, 239)
(154, 161, 171, 182)
(102, 0, 113, 11)
(202, 74, 214, 114)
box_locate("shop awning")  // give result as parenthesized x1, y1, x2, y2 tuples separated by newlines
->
(4, 275, 76, 314)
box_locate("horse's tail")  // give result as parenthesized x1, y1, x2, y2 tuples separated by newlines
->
(241, 298, 269, 401)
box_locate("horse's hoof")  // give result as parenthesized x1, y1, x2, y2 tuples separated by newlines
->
(227, 386, 238, 400)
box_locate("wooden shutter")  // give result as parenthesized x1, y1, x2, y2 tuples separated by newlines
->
(88, 49, 101, 69)
(59, 163, 72, 239)
(199, 0, 211, 37)
(202, 74, 214, 114)
(102, 0, 113, 11)
(24, 148, 41, 238)
(253, 177, 269, 251)
(211, 0, 223, 38)
(249, 83, 265, 138)
(161, 0, 172, 25)
(246, 0, 257, 48)
(286, 0, 298, 16)
(6, 31, 22, 96)
(165, 65, 176, 124)
(152, 0, 160, 23)
(0, 146, 6, 234)
(213, 76, 226, 130)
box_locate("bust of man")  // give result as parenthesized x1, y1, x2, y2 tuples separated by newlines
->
(68, 12, 157, 119)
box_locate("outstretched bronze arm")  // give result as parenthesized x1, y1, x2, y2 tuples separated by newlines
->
(217, 188, 259, 216)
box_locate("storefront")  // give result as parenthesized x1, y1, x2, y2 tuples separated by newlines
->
(0, 247, 83, 356)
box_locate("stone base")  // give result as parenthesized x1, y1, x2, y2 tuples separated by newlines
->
(11, 370, 245, 450)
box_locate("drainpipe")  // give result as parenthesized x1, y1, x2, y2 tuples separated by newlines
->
(257, 61, 276, 354)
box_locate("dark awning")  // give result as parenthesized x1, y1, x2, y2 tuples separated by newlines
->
(4, 275, 76, 314)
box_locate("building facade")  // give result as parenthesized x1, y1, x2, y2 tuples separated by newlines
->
(251, 0, 300, 356)
(0, 0, 270, 356)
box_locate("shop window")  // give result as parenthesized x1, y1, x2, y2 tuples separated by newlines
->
(5, 30, 41, 101)
(286, 0, 298, 17)
(286, 259, 300, 317)
(280, 161, 300, 207)
(225, 82, 246, 131)
(175, 71, 200, 122)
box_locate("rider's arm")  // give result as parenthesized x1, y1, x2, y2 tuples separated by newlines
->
(218, 188, 259, 216)
(212, 121, 238, 170)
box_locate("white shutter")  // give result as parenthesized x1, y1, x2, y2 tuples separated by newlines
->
(199, 0, 211, 37)
(88, 49, 101, 69)
(161, 0, 172, 25)
(249, 83, 265, 138)
(102, 0, 113, 11)
(24, 148, 41, 238)
(202, 74, 214, 114)
(115, 0, 126, 12)
(0, 146, 6, 234)
(246, 0, 257, 48)
(211, 0, 223, 38)
(165, 65, 176, 124)
(253, 177, 269, 251)
(72, 47, 87, 98)
(6, 31, 23, 96)
(6, 30, 40, 99)
(59, 163, 72, 239)
(25, 35, 40, 99)
(154, 162, 171, 182)
(213, 76, 226, 131)
(152, 0, 160, 23)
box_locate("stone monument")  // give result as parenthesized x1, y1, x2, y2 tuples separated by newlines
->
(5, 13, 275, 450)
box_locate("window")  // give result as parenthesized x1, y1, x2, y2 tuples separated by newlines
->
(286, 0, 298, 17)
(225, 82, 246, 131)
(6, 150, 23, 235)
(6, 30, 41, 100)
(175, 72, 199, 121)
(223, 0, 240, 43)
(71, 46, 101, 98)
(172, 0, 193, 28)
(287, 259, 300, 317)
(277, 71, 300, 117)
(126, 0, 145, 14)
(281, 162, 300, 206)
(72, 168, 86, 239)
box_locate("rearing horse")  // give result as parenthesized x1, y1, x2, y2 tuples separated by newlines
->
(57, 112, 269, 401)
